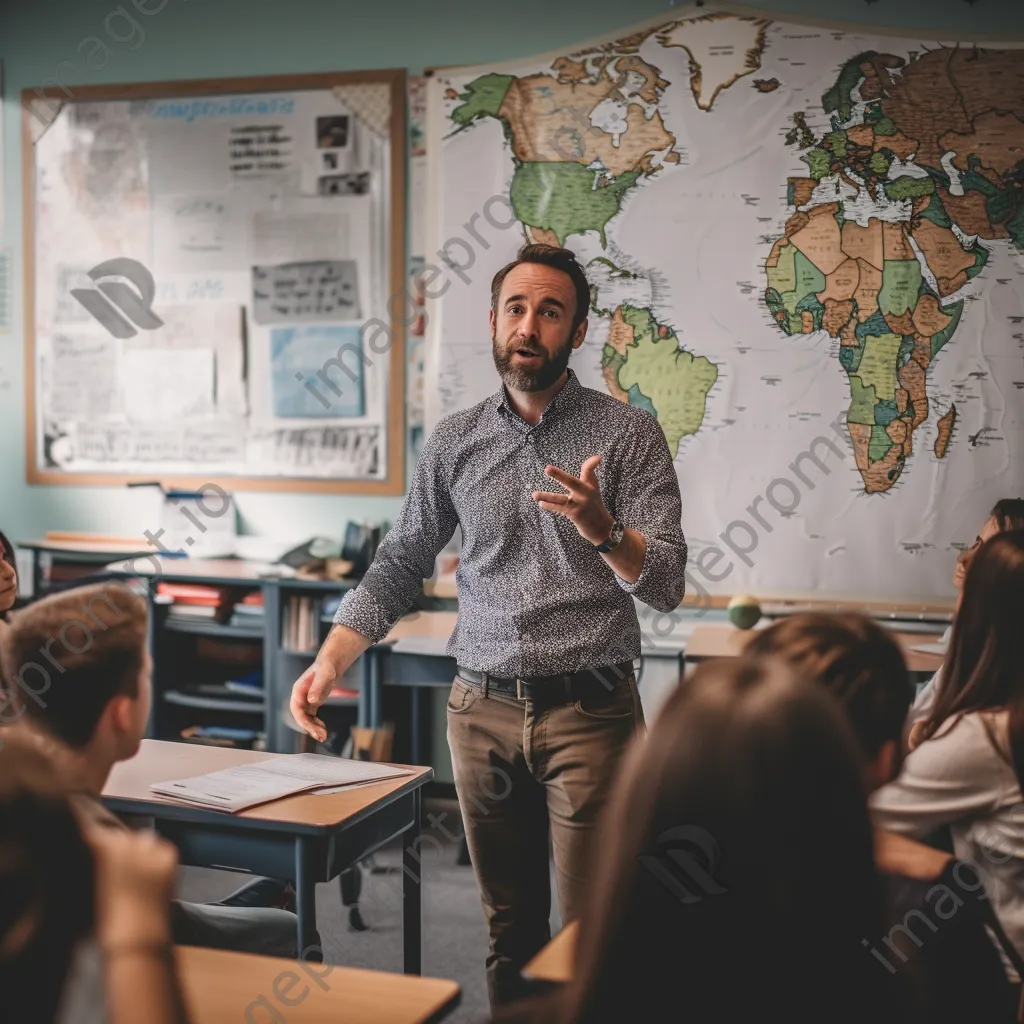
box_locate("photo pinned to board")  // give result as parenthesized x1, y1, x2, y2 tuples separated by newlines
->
(270, 324, 366, 419)
(316, 115, 349, 149)
(317, 172, 370, 196)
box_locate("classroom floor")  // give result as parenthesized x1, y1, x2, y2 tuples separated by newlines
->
(178, 797, 561, 1024)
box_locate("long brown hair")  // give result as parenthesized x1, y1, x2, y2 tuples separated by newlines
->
(0, 728, 94, 1024)
(540, 658, 902, 1023)
(922, 530, 1024, 781)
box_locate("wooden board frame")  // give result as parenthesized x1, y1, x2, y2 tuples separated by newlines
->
(22, 69, 407, 495)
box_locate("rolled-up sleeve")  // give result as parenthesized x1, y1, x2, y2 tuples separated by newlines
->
(610, 415, 687, 613)
(334, 425, 459, 642)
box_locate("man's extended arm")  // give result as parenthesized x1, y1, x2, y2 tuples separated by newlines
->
(290, 429, 458, 739)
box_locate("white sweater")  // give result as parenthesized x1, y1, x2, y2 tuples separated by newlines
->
(872, 709, 1024, 979)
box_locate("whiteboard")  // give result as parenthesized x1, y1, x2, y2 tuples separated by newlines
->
(24, 72, 406, 494)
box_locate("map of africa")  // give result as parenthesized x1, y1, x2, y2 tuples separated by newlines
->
(425, 8, 1024, 601)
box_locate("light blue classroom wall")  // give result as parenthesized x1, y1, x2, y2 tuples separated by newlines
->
(2, 0, 1024, 542)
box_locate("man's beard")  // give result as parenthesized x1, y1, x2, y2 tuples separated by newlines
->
(492, 331, 574, 392)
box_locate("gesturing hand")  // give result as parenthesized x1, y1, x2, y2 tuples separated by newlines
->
(532, 454, 615, 546)
(290, 658, 338, 743)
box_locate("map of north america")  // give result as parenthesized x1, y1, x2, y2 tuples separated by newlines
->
(448, 13, 773, 455)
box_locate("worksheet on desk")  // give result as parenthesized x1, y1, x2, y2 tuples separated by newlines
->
(150, 754, 412, 813)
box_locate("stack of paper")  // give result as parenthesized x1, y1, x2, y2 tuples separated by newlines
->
(908, 641, 949, 657)
(150, 754, 412, 813)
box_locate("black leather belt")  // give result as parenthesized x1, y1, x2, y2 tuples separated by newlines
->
(455, 660, 634, 702)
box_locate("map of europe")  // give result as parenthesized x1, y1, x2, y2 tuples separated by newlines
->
(427, 8, 1024, 599)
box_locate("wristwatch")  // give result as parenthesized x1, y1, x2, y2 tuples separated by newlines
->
(594, 519, 625, 553)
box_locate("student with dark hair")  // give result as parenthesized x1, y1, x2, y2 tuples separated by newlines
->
(0, 728, 189, 1024)
(0, 531, 17, 617)
(0, 583, 301, 958)
(909, 499, 1024, 731)
(873, 531, 1024, 994)
(748, 613, 1018, 1022)
(495, 657, 910, 1023)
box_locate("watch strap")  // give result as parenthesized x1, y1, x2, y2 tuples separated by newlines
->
(595, 520, 624, 553)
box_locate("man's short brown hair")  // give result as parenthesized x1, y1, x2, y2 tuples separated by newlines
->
(490, 243, 591, 333)
(0, 582, 147, 748)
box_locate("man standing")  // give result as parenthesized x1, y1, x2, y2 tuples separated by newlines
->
(290, 243, 687, 1005)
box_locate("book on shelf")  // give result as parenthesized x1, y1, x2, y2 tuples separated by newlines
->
(167, 604, 219, 620)
(224, 671, 263, 697)
(282, 595, 320, 651)
(157, 582, 226, 604)
(179, 725, 266, 750)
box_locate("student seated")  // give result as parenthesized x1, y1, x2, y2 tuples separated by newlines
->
(909, 498, 1024, 732)
(0, 530, 17, 617)
(747, 612, 1018, 1022)
(494, 657, 912, 1023)
(0, 727, 190, 1024)
(871, 531, 1024, 999)
(0, 582, 302, 958)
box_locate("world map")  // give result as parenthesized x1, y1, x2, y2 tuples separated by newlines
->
(425, 9, 1024, 600)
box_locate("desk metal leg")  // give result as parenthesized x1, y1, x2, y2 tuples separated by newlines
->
(358, 645, 384, 729)
(370, 647, 383, 727)
(295, 838, 320, 959)
(358, 649, 371, 728)
(410, 687, 422, 764)
(402, 787, 423, 975)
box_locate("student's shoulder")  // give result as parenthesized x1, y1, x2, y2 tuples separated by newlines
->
(914, 710, 1011, 774)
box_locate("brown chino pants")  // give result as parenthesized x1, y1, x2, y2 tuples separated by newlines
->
(446, 669, 645, 1008)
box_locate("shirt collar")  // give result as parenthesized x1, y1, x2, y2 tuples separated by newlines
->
(494, 368, 581, 422)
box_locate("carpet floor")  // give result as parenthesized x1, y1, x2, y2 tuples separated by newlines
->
(177, 797, 562, 1024)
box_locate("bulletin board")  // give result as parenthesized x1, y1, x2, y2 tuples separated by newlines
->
(22, 71, 407, 494)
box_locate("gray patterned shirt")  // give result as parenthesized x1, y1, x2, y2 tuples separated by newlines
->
(334, 370, 687, 677)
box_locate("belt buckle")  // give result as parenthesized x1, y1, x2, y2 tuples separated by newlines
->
(515, 678, 526, 701)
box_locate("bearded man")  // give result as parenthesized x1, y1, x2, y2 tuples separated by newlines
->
(290, 243, 688, 1006)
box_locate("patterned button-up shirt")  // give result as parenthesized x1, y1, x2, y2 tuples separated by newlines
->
(335, 370, 687, 677)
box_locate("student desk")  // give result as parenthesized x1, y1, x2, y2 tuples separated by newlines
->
(683, 622, 945, 675)
(178, 946, 460, 1023)
(103, 740, 433, 973)
(18, 535, 149, 596)
(524, 921, 578, 985)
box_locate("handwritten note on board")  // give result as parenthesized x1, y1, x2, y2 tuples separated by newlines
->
(252, 260, 361, 323)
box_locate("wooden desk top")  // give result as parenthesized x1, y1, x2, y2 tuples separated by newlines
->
(685, 623, 945, 674)
(106, 556, 277, 582)
(178, 946, 460, 1024)
(103, 740, 432, 833)
(21, 537, 150, 555)
(384, 611, 458, 643)
(524, 921, 577, 984)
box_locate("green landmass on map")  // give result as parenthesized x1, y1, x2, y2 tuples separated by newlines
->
(765, 44, 1024, 493)
(601, 303, 719, 457)
(450, 75, 514, 125)
(509, 163, 640, 247)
